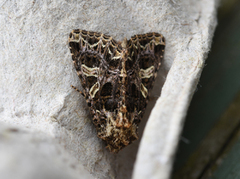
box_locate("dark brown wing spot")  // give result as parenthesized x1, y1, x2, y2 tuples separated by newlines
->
(100, 82, 112, 97)
(82, 53, 100, 68)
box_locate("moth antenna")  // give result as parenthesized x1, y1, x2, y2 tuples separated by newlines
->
(71, 85, 85, 97)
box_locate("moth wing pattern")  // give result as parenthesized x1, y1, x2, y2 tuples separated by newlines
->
(126, 33, 165, 120)
(68, 29, 165, 153)
(68, 29, 120, 100)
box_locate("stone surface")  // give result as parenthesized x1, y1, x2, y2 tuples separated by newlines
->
(0, 122, 93, 179)
(0, 0, 218, 178)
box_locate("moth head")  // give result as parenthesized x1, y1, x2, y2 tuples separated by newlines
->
(121, 37, 128, 48)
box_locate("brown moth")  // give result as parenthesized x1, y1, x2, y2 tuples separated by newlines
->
(68, 29, 165, 153)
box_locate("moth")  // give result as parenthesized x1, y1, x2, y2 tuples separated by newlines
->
(68, 29, 165, 153)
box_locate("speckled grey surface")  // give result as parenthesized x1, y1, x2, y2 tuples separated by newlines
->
(0, 122, 93, 179)
(0, 0, 218, 179)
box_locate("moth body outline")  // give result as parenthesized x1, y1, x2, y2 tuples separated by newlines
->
(69, 29, 165, 153)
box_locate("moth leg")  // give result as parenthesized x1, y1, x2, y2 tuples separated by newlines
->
(71, 85, 86, 98)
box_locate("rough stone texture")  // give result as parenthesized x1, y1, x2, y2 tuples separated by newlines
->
(0, 122, 93, 179)
(0, 0, 218, 179)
